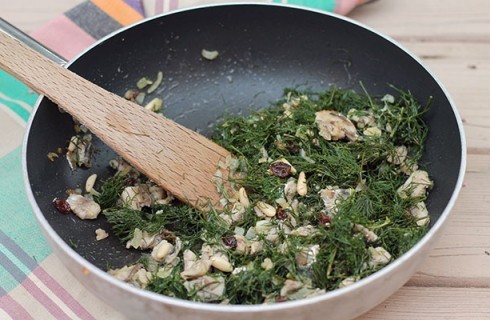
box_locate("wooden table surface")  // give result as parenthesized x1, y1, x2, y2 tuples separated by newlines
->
(3, 0, 490, 318)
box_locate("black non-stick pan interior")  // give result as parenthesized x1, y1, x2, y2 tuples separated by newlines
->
(26, 4, 462, 269)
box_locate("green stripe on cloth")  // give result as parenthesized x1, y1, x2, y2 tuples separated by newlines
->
(0, 70, 39, 106)
(0, 70, 38, 122)
(273, 0, 336, 11)
(0, 147, 51, 290)
(0, 97, 31, 122)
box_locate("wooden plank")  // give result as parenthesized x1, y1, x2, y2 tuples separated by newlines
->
(359, 286, 490, 319)
(466, 153, 490, 172)
(352, 0, 490, 42)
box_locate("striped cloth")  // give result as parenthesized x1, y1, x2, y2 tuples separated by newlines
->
(0, 0, 367, 318)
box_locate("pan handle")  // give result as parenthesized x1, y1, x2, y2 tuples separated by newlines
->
(0, 18, 67, 66)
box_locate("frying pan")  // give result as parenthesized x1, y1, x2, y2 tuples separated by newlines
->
(20, 3, 465, 319)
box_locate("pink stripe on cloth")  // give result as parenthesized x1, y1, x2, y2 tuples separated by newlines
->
(169, 0, 179, 11)
(334, 0, 367, 15)
(155, 0, 164, 14)
(21, 277, 72, 320)
(30, 15, 97, 61)
(0, 292, 33, 320)
(33, 267, 96, 320)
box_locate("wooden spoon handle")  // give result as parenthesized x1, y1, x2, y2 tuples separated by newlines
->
(0, 30, 231, 208)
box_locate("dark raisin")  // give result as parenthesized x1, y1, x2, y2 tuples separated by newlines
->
(285, 140, 300, 153)
(275, 296, 287, 303)
(222, 235, 237, 249)
(125, 177, 136, 186)
(270, 162, 291, 178)
(53, 198, 71, 214)
(276, 207, 288, 220)
(162, 229, 177, 241)
(319, 212, 333, 225)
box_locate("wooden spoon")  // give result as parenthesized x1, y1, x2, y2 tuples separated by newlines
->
(0, 28, 231, 209)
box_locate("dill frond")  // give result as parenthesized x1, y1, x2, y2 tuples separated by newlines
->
(100, 86, 431, 304)
(95, 175, 128, 208)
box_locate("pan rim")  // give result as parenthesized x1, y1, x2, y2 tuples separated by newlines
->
(22, 2, 467, 314)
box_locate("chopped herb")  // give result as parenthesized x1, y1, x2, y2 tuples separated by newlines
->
(89, 87, 432, 304)
(146, 265, 190, 299)
(68, 239, 78, 249)
(95, 175, 128, 209)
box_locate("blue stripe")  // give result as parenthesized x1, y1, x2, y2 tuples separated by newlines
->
(124, 0, 145, 15)
(0, 248, 27, 289)
(0, 230, 38, 270)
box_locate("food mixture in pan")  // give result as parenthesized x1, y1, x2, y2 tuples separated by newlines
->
(54, 82, 432, 304)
